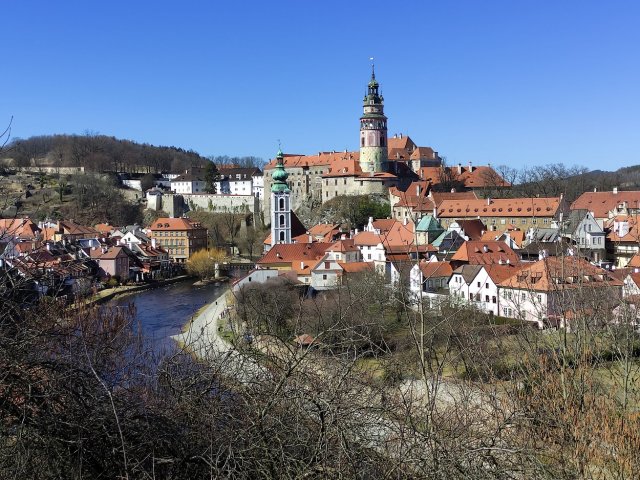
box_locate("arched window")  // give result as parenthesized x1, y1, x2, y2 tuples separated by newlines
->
(279, 215, 285, 227)
(279, 231, 285, 242)
(279, 198, 285, 210)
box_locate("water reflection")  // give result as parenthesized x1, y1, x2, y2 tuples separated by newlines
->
(109, 279, 226, 351)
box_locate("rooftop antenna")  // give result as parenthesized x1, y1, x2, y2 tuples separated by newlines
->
(370, 57, 375, 78)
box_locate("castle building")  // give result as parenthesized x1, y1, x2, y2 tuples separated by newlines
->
(263, 68, 443, 217)
(270, 149, 292, 246)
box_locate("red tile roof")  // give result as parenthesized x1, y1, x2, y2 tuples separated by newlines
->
(571, 190, 640, 218)
(419, 165, 510, 188)
(437, 197, 562, 218)
(257, 243, 331, 266)
(149, 217, 206, 231)
(338, 261, 375, 273)
(418, 261, 453, 278)
(499, 256, 622, 292)
(451, 241, 520, 265)
(0, 218, 41, 240)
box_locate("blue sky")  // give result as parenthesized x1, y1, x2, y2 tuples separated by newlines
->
(2, 1, 639, 170)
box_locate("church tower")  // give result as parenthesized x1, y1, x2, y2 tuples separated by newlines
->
(359, 63, 388, 173)
(270, 149, 292, 246)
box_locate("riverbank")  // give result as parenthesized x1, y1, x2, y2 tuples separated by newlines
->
(72, 275, 192, 310)
(172, 286, 233, 358)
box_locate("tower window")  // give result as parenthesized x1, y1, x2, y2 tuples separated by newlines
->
(279, 231, 285, 242)
(381, 137, 385, 147)
(361, 137, 364, 147)
(279, 215, 285, 227)
(279, 198, 285, 210)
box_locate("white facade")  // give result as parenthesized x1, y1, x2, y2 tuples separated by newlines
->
(449, 267, 501, 316)
(310, 254, 342, 290)
(171, 179, 206, 194)
(253, 173, 264, 199)
(271, 191, 292, 246)
(499, 288, 548, 327)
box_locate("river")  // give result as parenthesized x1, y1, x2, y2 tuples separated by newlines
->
(109, 279, 228, 351)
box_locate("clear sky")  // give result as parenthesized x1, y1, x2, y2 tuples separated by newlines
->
(2, 1, 639, 170)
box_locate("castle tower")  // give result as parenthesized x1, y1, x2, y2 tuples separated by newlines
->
(270, 149, 292, 246)
(359, 63, 388, 173)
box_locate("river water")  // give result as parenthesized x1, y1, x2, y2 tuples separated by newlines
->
(109, 279, 227, 351)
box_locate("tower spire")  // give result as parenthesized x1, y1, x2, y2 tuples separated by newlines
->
(359, 62, 387, 174)
(370, 56, 375, 80)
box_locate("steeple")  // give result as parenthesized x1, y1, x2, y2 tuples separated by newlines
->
(271, 149, 290, 193)
(270, 148, 292, 246)
(359, 61, 388, 174)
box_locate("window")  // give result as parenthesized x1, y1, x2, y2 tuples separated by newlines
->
(486, 283, 489, 289)
(279, 215, 285, 227)
(521, 292, 526, 300)
(477, 281, 481, 287)
(492, 296, 497, 304)
(485, 295, 490, 302)
(537, 294, 542, 303)
(521, 219, 527, 224)
(279, 231, 285, 242)
(322, 274, 327, 280)
(324, 261, 330, 269)
(532, 218, 538, 224)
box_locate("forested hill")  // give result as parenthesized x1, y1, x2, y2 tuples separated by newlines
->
(1, 134, 211, 173)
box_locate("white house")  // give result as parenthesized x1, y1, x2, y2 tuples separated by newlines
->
(216, 168, 261, 197)
(171, 171, 206, 194)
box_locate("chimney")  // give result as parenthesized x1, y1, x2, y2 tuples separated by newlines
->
(486, 197, 491, 205)
(355, 228, 359, 235)
(341, 234, 346, 240)
(399, 133, 403, 139)
(468, 161, 473, 172)
(151, 238, 156, 248)
(613, 187, 618, 195)
(416, 184, 420, 195)
(506, 259, 510, 264)
(483, 245, 489, 253)
(300, 261, 304, 270)
(593, 187, 597, 192)
(457, 163, 462, 175)
(451, 188, 456, 193)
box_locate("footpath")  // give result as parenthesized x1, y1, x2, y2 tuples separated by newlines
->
(172, 287, 233, 358)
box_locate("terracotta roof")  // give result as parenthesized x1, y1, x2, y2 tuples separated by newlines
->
(372, 218, 399, 233)
(437, 197, 562, 218)
(419, 165, 510, 188)
(89, 246, 128, 260)
(453, 219, 487, 241)
(149, 217, 206, 231)
(265, 151, 359, 170)
(483, 264, 524, 284)
(452, 264, 484, 284)
(59, 220, 99, 237)
(353, 231, 384, 247)
(338, 261, 375, 273)
(328, 238, 358, 253)
(605, 216, 640, 242)
(322, 158, 363, 177)
(0, 218, 40, 240)
(571, 190, 640, 218)
(94, 223, 113, 235)
(627, 253, 640, 268)
(480, 227, 526, 247)
(257, 243, 330, 266)
(418, 261, 453, 278)
(499, 256, 622, 292)
(451, 241, 520, 265)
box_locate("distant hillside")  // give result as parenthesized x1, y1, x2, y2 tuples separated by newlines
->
(1, 134, 211, 174)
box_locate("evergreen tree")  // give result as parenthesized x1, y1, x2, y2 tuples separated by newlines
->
(204, 161, 219, 193)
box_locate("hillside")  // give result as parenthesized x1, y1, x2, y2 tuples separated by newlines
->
(1, 134, 211, 174)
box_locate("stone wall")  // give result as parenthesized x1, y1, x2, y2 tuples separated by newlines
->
(148, 193, 261, 222)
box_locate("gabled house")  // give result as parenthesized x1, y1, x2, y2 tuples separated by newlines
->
(450, 263, 523, 316)
(450, 240, 520, 268)
(605, 216, 640, 268)
(498, 256, 622, 328)
(416, 214, 444, 245)
(560, 209, 606, 262)
(409, 260, 453, 296)
(256, 243, 331, 285)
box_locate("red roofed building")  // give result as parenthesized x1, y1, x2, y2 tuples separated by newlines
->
(436, 197, 566, 230)
(498, 256, 622, 327)
(571, 188, 640, 222)
(418, 163, 510, 191)
(256, 243, 331, 285)
(148, 217, 207, 263)
(451, 240, 520, 268)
